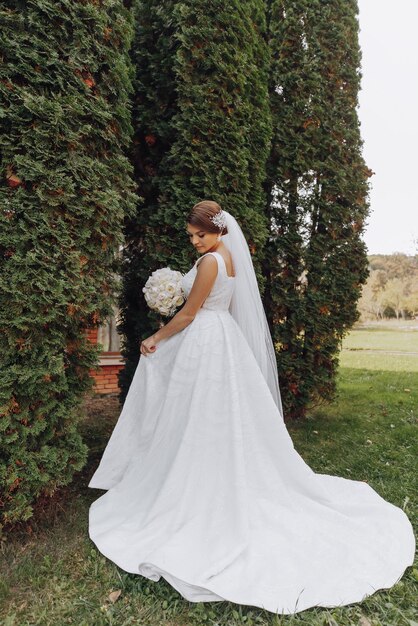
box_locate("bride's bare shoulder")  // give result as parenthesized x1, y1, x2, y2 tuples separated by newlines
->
(194, 254, 218, 286)
(196, 252, 217, 267)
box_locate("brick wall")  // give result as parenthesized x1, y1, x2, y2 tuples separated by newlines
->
(86, 327, 124, 396)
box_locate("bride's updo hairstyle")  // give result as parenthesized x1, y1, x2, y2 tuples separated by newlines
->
(187, 200, 228, 236)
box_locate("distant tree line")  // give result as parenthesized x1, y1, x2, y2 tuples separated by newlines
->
(358, 254, 418, 320)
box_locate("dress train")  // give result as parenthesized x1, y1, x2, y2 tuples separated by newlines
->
(88, 251, 415, 614)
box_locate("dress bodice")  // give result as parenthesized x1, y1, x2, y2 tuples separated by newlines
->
(181, 251, 235, 311)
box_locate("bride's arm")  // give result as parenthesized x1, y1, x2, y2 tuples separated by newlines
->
(153, 255, 218, 343)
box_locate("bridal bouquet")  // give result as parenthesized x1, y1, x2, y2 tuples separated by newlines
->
(142, 267, 185, 317)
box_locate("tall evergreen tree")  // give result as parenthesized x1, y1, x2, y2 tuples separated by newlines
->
(265, 0, 371, 419)
(120, 0, 273, 399)
(0, 0, 137, 529)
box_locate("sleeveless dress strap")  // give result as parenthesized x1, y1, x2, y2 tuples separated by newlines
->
(196, 251, 234, 278)
(196, 251, 222, 273)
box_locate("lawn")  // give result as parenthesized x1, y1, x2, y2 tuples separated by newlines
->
(1, 322, 417, 626)
(342, 319, 417, 352)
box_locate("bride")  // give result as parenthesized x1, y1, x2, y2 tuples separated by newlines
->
(88, 200, 415, 615)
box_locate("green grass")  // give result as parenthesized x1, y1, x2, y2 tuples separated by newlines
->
(341, 319, 418, 354)
(1, 325, 417, 626)
(340, 320, 418, 371)
(339, 351, 418, 372)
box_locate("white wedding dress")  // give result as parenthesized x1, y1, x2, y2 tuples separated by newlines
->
(88, 250, 415, 615)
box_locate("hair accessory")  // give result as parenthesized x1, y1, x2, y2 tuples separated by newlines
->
(209, 209, 227, 232)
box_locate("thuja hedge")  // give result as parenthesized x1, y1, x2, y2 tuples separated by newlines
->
(118, 0, 273, 400)
(0, 0, 137, 529)
(265, 0, 371, 419)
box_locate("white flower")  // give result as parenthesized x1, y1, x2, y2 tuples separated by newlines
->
(142, 267, 185, 317)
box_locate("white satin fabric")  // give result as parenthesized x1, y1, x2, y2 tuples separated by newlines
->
(88, 251, 415, 614)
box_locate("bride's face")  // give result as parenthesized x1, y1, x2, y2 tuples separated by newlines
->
(186, 223, 219, 253)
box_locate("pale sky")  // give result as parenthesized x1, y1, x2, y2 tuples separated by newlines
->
(357, 0, 418, 255)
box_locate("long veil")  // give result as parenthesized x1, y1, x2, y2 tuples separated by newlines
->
(221, 210, 284, 419)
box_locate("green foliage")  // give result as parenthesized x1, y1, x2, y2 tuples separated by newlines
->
(119, 0, 273, 399)
(265, 0, 371, 419)
(0, 0, 137, 530)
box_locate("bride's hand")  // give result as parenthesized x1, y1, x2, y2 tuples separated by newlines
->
(140, 334, 158, 357)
